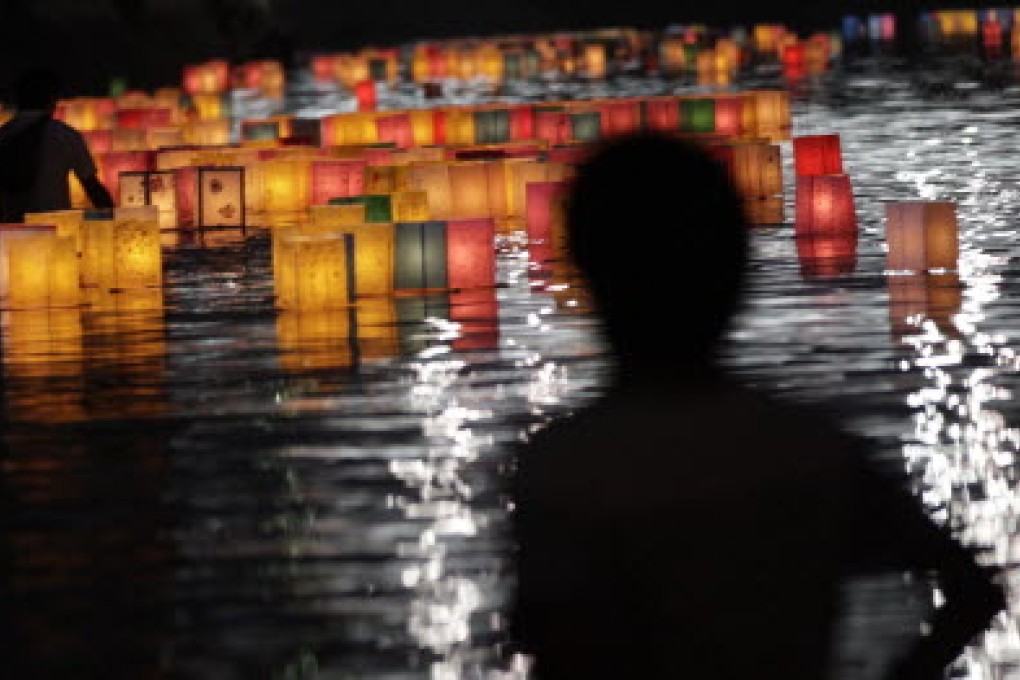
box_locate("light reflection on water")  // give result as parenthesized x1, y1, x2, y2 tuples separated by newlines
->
(7, 59, 1020, 677)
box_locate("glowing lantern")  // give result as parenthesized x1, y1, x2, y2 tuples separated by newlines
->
(447, 218, 496, 289)
(116, 108, 172, 129)
(405, 164, 453, 219)
(183, 61, 229, 95)
(191, 94, 226, 121)
(444, 109, 476, 146)
(984, 15, 1004, 53)
(4, 232, 79, 308)
(713, 96, 744, 138)
(99, 151, 154, 204)
(526, 181, 568, 263)
(680, 98, 716, 134)
(365, 166, 398, 194)
(83, 207, 162, 290)
(395, 222, 448, 291)
(118, 170, 178, 228)
(782, 43, 805, 70)
(535, 111, 570, 146)
(598, 100, 642, 136)
(645, 98, 680, 132)
(146, 127, 184, 150)
(277, 307, 354, 371)
(275, 232, 354, 310)
(719, 142, 783, 205)
(24, 210, 84, 255)
(392, 191, 430, 222)
(796, 234, 857, 278)
(311, 159, 366, 205)
(569, 111, 602, 143)
(242, 120, 281, 144)
(183, 119, 232, 146)
(448, 162, 505, 219)
(885, 201, 959, 273)
(506, 160, 570, 218)
(110, 128, 148, 152)
(869, 14, 896, 41)
(793, 135, 843, 177)
(0, 224, 56, 296)
(308, 209, 394, 297)
(329, 195, 392, 223)
(474, 109, 512, 145)
(745, 91, 791, 142)
(583, 44, 608, 78)
(795, 175, 857, 239)
(83, 130, 114, 156)
(197, 167, 245, 228)
(355, 80, 377, 112)
(842, 16, 865, 42)
(376, 113, 415, 149)
(257, 159, 311, 220)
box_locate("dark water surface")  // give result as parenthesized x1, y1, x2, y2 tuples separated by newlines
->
(5, 56, 1020, 678)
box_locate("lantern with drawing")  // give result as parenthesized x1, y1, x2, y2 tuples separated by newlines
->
(83, 207, 162, 290)
(198, 167, 246, 229)
(118, 170, 178, 228)
(885, 201, 959, 273)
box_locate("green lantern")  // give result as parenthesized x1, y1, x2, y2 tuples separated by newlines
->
(569, 112, 601, 142)
(394, 221, 448, 291)
(680, 99, 716, 134)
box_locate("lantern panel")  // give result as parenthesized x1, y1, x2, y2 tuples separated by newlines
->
(793, 135, 844, 177)
(885, 201, 959, 272)
(198, 167, 245, 228)
(447, 218, 495, 290)
(795, 175, 857, 238)
(395, 221, 448, 291)
(113, 206, 163, 289)
(275, 233, 354, 310)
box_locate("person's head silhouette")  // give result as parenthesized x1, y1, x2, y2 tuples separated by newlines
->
(566, 133, 748, 380)
(14, 68, 60, 114)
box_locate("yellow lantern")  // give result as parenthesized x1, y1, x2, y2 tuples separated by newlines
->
(365, 166, 399, 194)
(275, 232, 354, 310)
(146, 127, 184, 150)
(83, 207, 162, 290)
(198, 167, 246, 229)
(25, 210, 84, 255)
(191, 94, 225, 121)
(448, 162, 502, 219)
(257, 159, 311, 223)
(885, 201, 959, 273)
(307, 206, 394, 297)
(111, 128, 148, 152)
(183, 119, 232, 146)
(743, 90, 791, 141)
(409, 110, 438, 147)
(445, 109, 477, 146)
(583, 43, 607, 79)
(2, 231, 79, 309)
(406, 164, 454, 219)
(2, 307, 84, 421)
(392, 190, 430, 222)
(505, 160, 569, 218)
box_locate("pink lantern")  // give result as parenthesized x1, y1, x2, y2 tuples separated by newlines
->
(447, 218, 496, 290)
(535, 112, 570, 146)
(376, 113, 415, 149)
(310, 159, 367, 205)
(795, 175, 857, 239)
(713, 96, 744, 138)
(526, 181, 568, 263)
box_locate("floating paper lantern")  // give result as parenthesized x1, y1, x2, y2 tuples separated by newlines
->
(191, 94, 227, 121)
(306, 210, 394, 297)
(645, 98, 680, 132)
(796, 234, 857, 278)
(474, 109, 512, 145)
(258, 159, 311, 219)
(526, 181, 568, 263)
(569, 111, 601, 143)
(745, 90, 791, 141)
(395, 221, 448, 291)
(182, 120, 232, 146)
(242, 120, 281, 144)
(99, 151, 154, 204)
(183, 61, 229, 95)
(795, 175, 857, 239)
(4, 233, 79, 309)
(355, 80, 377, 112)
(448, 162, 505, 219)
(392, 190, 430, 222)
(405, 164, 453, 219)
(719, 142, 783, 204)
(311, 159, 366, 205)
(447, 218, 496, 289)
(376, 113, 415, 149)
(116, 108, 172, 129)
(598, 100, 642, 136)
(793, 135, 843, 177)
(885, 201, 959, 273)
(24, 210, 85, 255)
(680, 98, 715, 134)
(329, 195, 392, 223)
(275, 233, 355, 310)
(364, 166, 399, 194)
(713, 96, 744, 138)
(535, 111, 570, 146)
(83, 207, 162, 290)
(198, 167, 246, 228)
(118, 170, 178, 228)
(0, 224, 56, 297)
(83, 130, 114, 156)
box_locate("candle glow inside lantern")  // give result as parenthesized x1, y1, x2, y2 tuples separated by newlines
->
(645, 98, 680, 132)
(793, 135, 843, 176)
(257, 159, 311, 220)
(306, 208, 394, 297)
(0, 224, 55, 297)
(795, 175, 857, 239)
(275, 233, 355, 310)
(448, 162, 506, 219)
(885, 201, 959, 273)
(376, 113, 415, 149)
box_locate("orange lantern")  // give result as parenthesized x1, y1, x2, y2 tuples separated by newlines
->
(885, 201, 959, 273)
(99, 151, 154, 204)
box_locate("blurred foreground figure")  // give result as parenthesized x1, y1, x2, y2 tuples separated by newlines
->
(0, 69, 112, 222)
(513, 134, 1004, 679)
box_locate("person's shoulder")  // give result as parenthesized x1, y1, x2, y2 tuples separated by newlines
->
(46, 119, 87, 142)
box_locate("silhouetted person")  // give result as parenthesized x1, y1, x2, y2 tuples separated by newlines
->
(513, 134, 1005, 680)
(0, 69, 113, 223)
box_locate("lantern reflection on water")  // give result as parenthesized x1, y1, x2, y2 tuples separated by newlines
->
(277, 308, 354, 371)
(885, 201, 959, 273)
(888, 273, 962, 339)
(2, 308, 84, 421)
(275, 232, 355, 310)
(796, 234, 857, 278)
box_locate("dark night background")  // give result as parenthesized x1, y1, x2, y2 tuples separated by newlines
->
(0, 0, 997, 98)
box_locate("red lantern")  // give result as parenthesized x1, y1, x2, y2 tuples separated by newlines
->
(311, 55, 338, 83)
(599, 100, 642, 137)
(174, 167, 198, 228)
(782, 43, 806, 70)
(526, 181, 568, 263)
(83, 130, 114, 156)
(983, 17, 1004, 52)
(793, 135, 843, 177)
(546, 145, 590, 165)
(375, 113, 415, 149)
(795, 175, 857, 239)
(115, 108, 173, 129)
(99, 151, 154, 204)
(713, 96, 744, 138)
(447, 218, 496, 290)
(361, 148, 396, 167)
(796, 234, 857, 278)
(355, 80, 377, 112)
(645, 98, 680, 132)
(535, 112, 570, 146)
(311, 159, 367, 205)
(509, 106, 535, 141)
